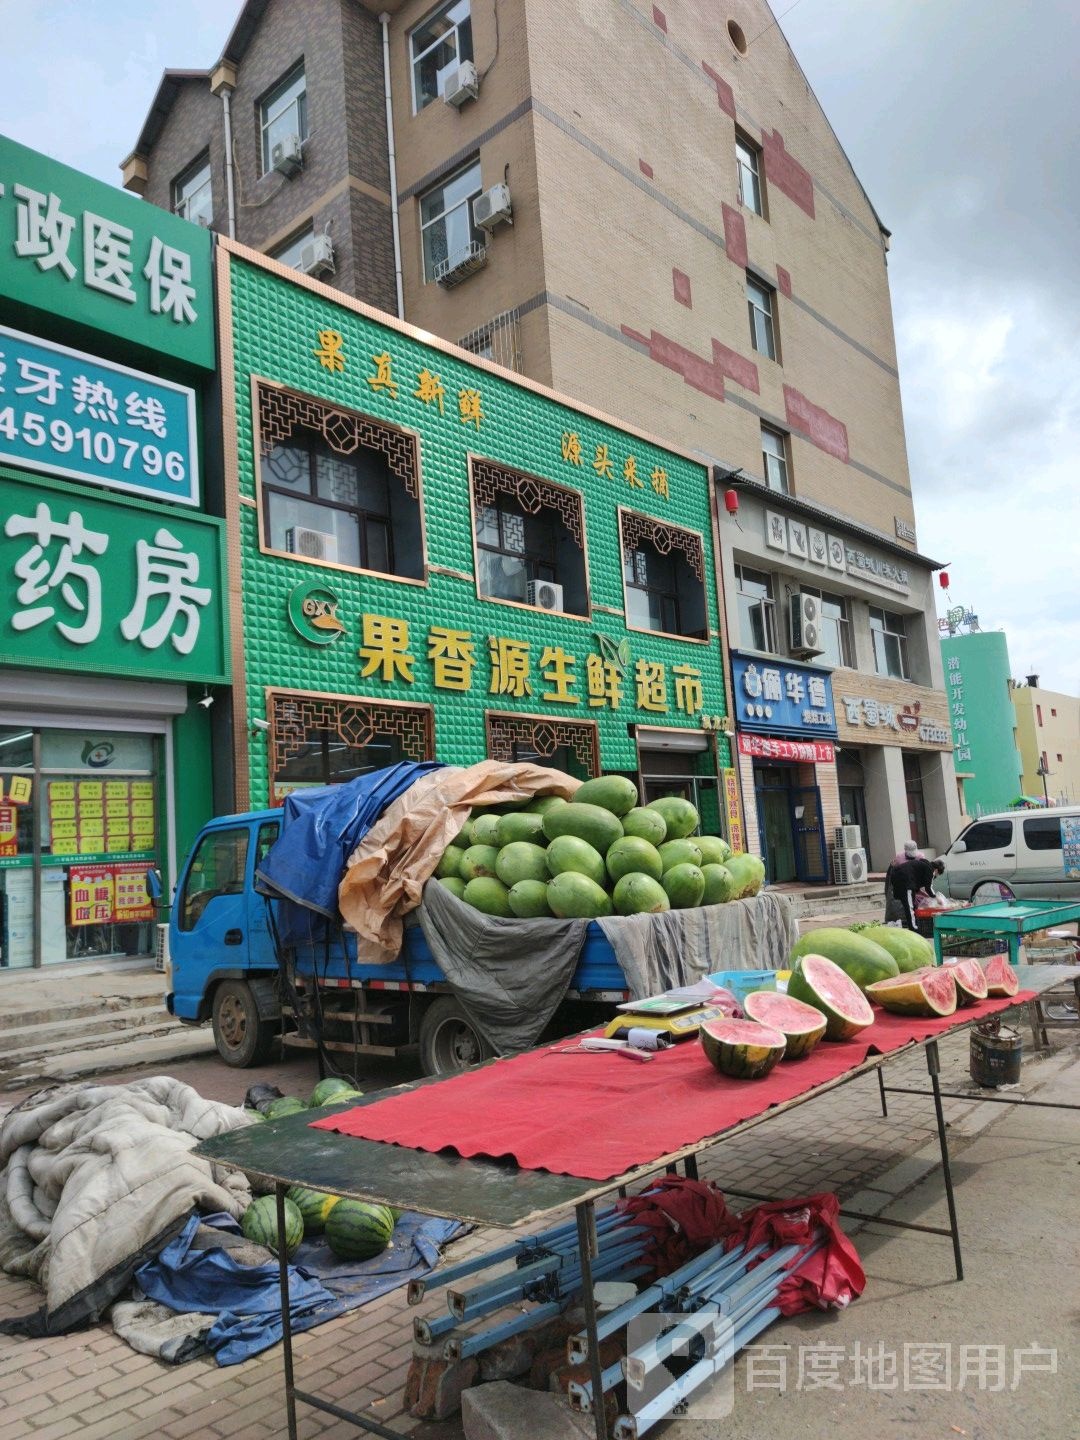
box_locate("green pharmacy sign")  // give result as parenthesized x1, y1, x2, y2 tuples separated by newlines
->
(0, 133, 214, 371)
(0, 467, 228, 684)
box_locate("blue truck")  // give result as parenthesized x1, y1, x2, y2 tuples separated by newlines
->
(166, 808, 636, 1076)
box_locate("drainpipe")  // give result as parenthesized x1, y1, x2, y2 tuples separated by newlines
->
(211, 62, 239, 239)
(379, 12, 405, 318)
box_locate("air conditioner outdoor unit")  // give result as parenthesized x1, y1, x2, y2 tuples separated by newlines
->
(833, 846, 868, 885)
(443, 60, 479, 107)
(527, 579, 564, 612)
(271, 134, 303, 177)
(473, 183, 513, 230)
(790, 592, 824, 657)
(838, 824, 862, 850)
(286, 526, 337, 562)
(299, 233, 335, 277)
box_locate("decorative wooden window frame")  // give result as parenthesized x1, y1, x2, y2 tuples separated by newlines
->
(618, 506, 709, 645)
(485, 711, 600, 778)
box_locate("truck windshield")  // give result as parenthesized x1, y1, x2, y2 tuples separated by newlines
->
(179, 827, 249, 931)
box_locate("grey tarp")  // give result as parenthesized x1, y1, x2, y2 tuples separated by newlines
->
(598, 891, 799, 999)
(415, 877, 588, 1056)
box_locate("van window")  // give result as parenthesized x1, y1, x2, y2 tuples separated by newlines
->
(959, 820, 1013, 853)
(179, 827, 249, 931)
(1023, 817, 1062, 852)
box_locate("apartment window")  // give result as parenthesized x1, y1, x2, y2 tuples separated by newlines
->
(472, 459, 587, 615)
(1056, 752, 1063, 763)
(1051, 707, 1058, 717)
(1041, 750, 1048, 772)
(173, 156, 212, 227)
(747, 274, 777, 359)
(1036, 704, 1043, 725)
(412, 0, 474, 111)
(735, 133, 763, 215)
(735, 565, 777, 653)
(269, 225, 313, 270)
(802, 587, 851, 668)
(621, 514, 706, 640)
(260, 65, 307, 173)
(420, 159, 485, 281)
(761, 425, 790, 494)
(869, 606, 908, 680)
(903, 754, 927, 847)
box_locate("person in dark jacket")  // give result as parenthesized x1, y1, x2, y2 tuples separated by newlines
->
(889, 857, 945, 931)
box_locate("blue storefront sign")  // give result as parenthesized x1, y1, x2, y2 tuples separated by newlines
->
(731, 652, 838, 738)
(0, 324, 198, 506)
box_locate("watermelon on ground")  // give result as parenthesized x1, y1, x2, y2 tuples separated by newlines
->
(791, 927, 899, 991)
(858, 925, 935, 972)
(943, 958, 989, 1005)
(264, 1096, 307, 1119)
(325, 1200, 396, 1260)
(787, 954, 875, 1040)
(866, 967, 957, 1017)
(645, 795, 699, 839)
(700, 1017, 786, 1078)
(572, 775, 640, 816)
(242, 1195, 304, 1256)
(286, 1185, 341, 1234)
(309, 1077, 354, 1107)
(983, 955, 1019, 997)
(612, 872, 670, 915)
(743, 991, 827, 1058)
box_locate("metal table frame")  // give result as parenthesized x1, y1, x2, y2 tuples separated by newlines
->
(196, 964, 1078, 1440)
(931, 899, 1080, 967)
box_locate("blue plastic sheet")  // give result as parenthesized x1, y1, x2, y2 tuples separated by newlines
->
(255, 761, 443, 943)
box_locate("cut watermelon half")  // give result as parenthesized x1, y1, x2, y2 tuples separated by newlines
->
(786, 954, 874, 1040)
(866, 966, 957, 1017)
(943, 958, 989, 1005)
(743, 991, 827, 1059)
(700, 1017, 786, 1079)
(983, 954, 1019, 997)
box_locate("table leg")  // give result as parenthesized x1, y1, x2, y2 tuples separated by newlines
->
(925, 1041, 963, 1282)
(933, 928, 945, 967)
(877, 1068, 888, 1118)
(276, 1182, 298, 1440)
(684, 1155, 699, 1181)
(576, 1201, 610, 1440)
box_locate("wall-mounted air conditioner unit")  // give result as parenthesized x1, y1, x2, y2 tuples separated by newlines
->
(833, 846, 868, 885)
(299, 233, 335, 277)
(527, 579, 564, 612)
(473, 183, 513, 230)
(789, 592, 824, 657)
(434, 239, 488, 287)
(271, 134, 303, 177)
(444, 60, 479, 108)
(286, 526, 337, 562)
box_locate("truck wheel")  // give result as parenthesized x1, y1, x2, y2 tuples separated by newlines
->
(418, 998, 491, 1076)
(212, 981, 275, 1067)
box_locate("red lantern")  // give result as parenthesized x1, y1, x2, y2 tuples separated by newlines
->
(724, 489, 739, 515)
(938, 570, 950, 589)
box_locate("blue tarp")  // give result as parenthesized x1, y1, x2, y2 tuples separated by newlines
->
(255, 761, 444, 944)
(136, 1208, 466, 1366)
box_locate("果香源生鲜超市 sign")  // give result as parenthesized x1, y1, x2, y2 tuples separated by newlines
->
(0, 326, 198, 505)
(730, 652, 838, 739)
(0, 134, 213, 371)
(0, 468, 228, 684)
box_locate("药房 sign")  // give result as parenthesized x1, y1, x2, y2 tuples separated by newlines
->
(0, 325, 198, 505)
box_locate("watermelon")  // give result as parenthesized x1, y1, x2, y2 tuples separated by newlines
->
(622, 807, 667, 845)
(264, 1096, 307, 1119)
(322, 1088, 365, 1106)
(325, 1199, 396, 1260)
(438, 876, 467, 900)
(508, 879, 553, 918)
(436, 845, 466, 879)
(547, 871, 613, 918)
(983, 955, 1019, 997)
(496, 811, 547, 846)
(701, 863, 738, 905)
(459, 844, 500, 881)
(495, 841, 550, 885)
(791, 928, 899, 992)
(645, 795, 699, 839)
(662, 863, 705, 909)
(543, 802, 624, 854)
(242, 1195, 304, 1256)
(526, 794, 567, 816)
(723, 853, 766, 898)
(546, 834, 606, 887)
(943, 958, 989, 1005)
(470, 813, 502, 846)
(866, 967, 957, 1017)
(572, 775, 640, 816)
(787, 954, 874, 1040)
(286, 1185, 341, 1234)
(700, 1017, 786, 1078)
(695, 835, 732, 866)
(310, 1077, 354, 1107)
(658, 838, 704, 872)
(606, 836, 664, 883)
(464, 876, 513, 916)
(612, 872, 670, 915)
(858, 925, 935, 972)
(743, 991, 827, 1058)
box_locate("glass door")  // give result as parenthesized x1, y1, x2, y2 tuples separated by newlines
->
(0, 727, 36, 969)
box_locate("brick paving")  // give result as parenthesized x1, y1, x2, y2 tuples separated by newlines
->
(1, 1024, 1071, 1440)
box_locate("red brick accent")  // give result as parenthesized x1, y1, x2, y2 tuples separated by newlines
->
(620, 323, 651, 348)
(784, 384, 849, 462)
(701, 61, 737, 118)
(721, 202, 748, 267)
(631, 326, 727, 403)
(711, 338, 759, 394)
(672, 267, 692, 308)
(761, 130, 816, 218)
(638, 158, 654, 179)
(776, 265, 792, 297)
(652, 5, 668, 31)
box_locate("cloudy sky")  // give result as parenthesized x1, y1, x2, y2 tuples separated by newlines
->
(1, 1, 1076, 692)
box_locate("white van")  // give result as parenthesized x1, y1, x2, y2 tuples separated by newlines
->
(937, 805, 1080, 902)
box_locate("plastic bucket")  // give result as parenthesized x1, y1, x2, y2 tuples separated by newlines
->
(970, 1025, 1022, 1088)
(707, 969, 778, 1008)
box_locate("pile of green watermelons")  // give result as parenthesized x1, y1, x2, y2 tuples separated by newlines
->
(435, 774, 766, 919)
(789, 924, 937, 994)
(241, 1077, 399, 1260)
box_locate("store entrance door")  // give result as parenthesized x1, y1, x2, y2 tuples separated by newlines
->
(754, 765, 828, 885)
(790, 786, 828, 883)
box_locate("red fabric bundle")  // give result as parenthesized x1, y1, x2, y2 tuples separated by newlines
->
(616, 1176, 740, 1276)
(727, 1191, 865, 1315)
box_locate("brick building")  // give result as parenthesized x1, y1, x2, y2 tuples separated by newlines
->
(122, 0, 960, 875)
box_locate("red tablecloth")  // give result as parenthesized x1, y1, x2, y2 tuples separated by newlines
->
(311, 992, 1033, 1181)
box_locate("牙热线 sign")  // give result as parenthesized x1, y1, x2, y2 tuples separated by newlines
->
(730, 652, 837, 739)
